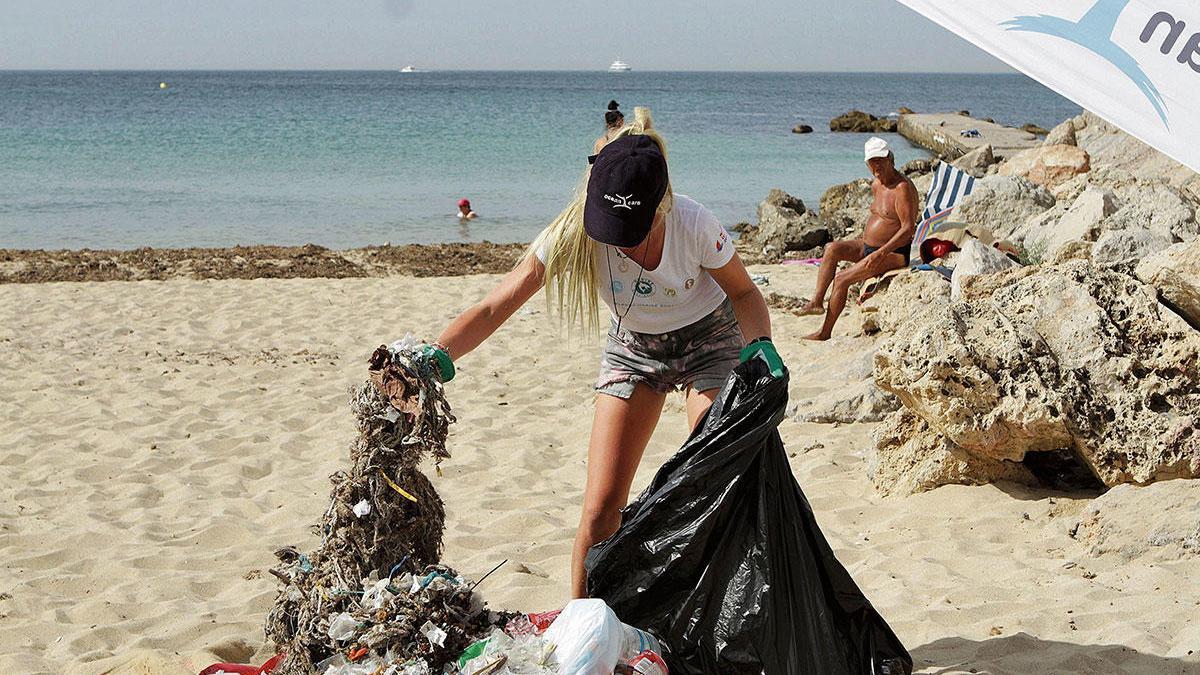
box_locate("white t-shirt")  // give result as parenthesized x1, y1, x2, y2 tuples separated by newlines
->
(537, 194, 736, 334)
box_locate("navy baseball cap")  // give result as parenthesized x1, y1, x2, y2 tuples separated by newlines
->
(584, 135, 669, 248)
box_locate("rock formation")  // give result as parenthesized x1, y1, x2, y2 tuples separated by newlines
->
(951, 144, 998, 178)
(870, 261, 1200, 496)
(1137, 239, 1200, 328)
(998, 145, 1091, 190)
(950, 175, 1056, 241)
(830, 110, 898, 133)
(737, 189, 832, 262)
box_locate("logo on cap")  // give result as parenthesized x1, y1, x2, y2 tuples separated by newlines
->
(604, 193, 641, 210)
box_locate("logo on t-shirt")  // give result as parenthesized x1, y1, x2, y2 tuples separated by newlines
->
(715, 240, 724, 252)
(634, 279, 654, 296)
(665, 288, 677, 297)
(611, 280, 624, 295)
(684, 278, 695, 290)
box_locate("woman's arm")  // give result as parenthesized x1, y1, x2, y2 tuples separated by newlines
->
(435, 254, 545, 362)
(708, 253, 771, 341)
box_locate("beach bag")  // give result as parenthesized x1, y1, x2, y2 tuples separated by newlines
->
(585, 359, 912, 675)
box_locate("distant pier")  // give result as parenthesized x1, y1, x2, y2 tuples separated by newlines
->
(898, 113, 1042, 160)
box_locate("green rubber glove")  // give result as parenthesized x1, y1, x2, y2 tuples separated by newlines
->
(419, 344, 455, 382)
(739, 337, 785, 379)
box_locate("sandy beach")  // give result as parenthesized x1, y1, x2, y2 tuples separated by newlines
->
(1, 262, 1197, 675)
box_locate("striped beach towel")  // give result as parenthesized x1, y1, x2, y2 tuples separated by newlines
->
(910, 162, 976, 263)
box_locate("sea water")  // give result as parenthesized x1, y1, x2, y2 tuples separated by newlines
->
(0, 70, 1079, 249)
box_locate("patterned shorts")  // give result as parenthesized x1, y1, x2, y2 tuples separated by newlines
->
(596, 299, 745, 399)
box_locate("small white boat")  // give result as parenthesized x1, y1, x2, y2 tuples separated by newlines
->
(399, 65, 419, 73)
(608, 60, 631, 72)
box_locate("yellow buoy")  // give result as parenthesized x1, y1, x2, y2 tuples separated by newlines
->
(159, 82, 168, 89)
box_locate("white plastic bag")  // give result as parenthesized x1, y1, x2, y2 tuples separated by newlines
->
(326, 612, 360, 641)
(543, 599, 624, 675)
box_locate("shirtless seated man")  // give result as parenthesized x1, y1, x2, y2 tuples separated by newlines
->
(800, 137, 917, 341)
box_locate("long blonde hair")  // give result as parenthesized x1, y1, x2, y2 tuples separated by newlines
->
(528, 106, 674, 333)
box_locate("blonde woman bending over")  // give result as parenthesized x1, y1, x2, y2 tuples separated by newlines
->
(420, 108, 785, 598)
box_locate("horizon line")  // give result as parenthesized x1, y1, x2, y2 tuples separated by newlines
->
(0, 67, 1017, 75)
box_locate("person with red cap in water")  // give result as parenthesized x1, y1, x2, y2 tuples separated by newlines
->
(457, 198, 478, 221)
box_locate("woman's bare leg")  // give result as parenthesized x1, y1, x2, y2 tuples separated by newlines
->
(571, 383, 667, 598)
(685, 387, 720, 431)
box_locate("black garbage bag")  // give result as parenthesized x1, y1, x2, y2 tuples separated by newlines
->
(586, 359, 912, 675)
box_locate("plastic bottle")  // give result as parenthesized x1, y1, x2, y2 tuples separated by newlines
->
(619, 624, 661, 659)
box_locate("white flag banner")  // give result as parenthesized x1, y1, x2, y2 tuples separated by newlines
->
(895, 0, 1200, 173)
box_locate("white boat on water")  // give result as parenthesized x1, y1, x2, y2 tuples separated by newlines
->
(399, 65, 419, 73)
(608, 60, 631, 72)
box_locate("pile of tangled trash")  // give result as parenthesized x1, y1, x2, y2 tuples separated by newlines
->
(253, 339, 669, 675)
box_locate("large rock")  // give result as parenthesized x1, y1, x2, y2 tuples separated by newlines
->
(900, 158, 934, 176)
(869, 409, 1038, 497)
(1092, 229, 1173, 266)
(1137, 239, 1200, 328)
(830, 110, 896, 133)
(950, 175, 1056, 240)
(860, 270, 951, 335)
(738, 189, 831, 262)
(1044, 118, 1077, 147)
(1074, 480, 1200, 560)
(1102, 183, 1198, 242)
(951, 144, 997, 178)
(818, 178, 873, 239)
(949, 239, 1019, 301)
(1073, 111, 1200, 199)
(1023, 187, 1120, 261)
(998, 144, 1092, 190)
(871, 261, 1200, 495)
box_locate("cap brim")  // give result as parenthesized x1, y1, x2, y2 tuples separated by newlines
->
(864, 151, 890, 161)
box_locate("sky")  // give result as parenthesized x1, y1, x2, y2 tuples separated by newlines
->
(0, 0, 1010, 72)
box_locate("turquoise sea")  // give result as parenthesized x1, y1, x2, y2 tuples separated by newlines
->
(0, 71, 1080, 250)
